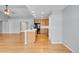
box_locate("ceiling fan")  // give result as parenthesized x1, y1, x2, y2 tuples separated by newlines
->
(1, 5, 15, 15)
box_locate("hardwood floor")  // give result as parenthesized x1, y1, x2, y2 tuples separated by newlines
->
(0, 33, 71, 53)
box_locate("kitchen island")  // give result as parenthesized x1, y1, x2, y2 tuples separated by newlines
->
(24, 29, 36, 45)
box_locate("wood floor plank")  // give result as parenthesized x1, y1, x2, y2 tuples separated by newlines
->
(0, 33, 71, 53)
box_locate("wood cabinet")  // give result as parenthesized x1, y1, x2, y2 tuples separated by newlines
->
(35, 18, 49, 26)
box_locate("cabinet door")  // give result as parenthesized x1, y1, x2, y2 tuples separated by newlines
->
(35, 18, 48, 26)
(35, 19, 41, 23)
(40, 19, 49, 26)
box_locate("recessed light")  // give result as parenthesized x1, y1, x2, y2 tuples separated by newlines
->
(32, 11, 35, 13)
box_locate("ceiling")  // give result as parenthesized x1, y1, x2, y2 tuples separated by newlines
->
(28, 5, 67, 11)
(0, 5, 68, 19)
(0, 5, 33, 19)
(27, 5, 68, 19)
(0, 5, 26, 8)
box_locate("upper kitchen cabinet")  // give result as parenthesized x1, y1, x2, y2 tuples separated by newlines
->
(34, 18, 49, 26)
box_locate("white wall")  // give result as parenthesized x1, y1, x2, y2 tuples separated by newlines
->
(0, 7, 34, 33)
(63, 5, 79, 52)
(2, 21, 9, 33)
(0, 12, 8, 33)
(49, 10, 63, 43)
(2, 18, 34, 33)
(0, 21, 2, 32)
(0, 12, 8, 21)
(8, 20, 20, 33)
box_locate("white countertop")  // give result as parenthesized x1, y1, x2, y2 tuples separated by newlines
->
(24, 29, 36, 32)
(40, 26, 49, 29)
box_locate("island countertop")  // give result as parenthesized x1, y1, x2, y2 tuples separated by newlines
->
(24, 29, 36, 32)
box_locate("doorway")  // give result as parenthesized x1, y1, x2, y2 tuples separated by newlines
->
(34, 18, 49, 42)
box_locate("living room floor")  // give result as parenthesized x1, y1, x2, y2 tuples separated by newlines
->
(0, 33, 71, 53)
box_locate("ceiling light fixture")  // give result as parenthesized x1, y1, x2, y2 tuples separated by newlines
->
(3, 5, 10, 15)
(3, 5, 14, 15)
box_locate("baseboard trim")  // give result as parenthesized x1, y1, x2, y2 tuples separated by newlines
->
(51, 42, 63, 44)
(51, 41, 75, 53)
(63, 42, 76, 53)
(0, 32, 20, 34)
